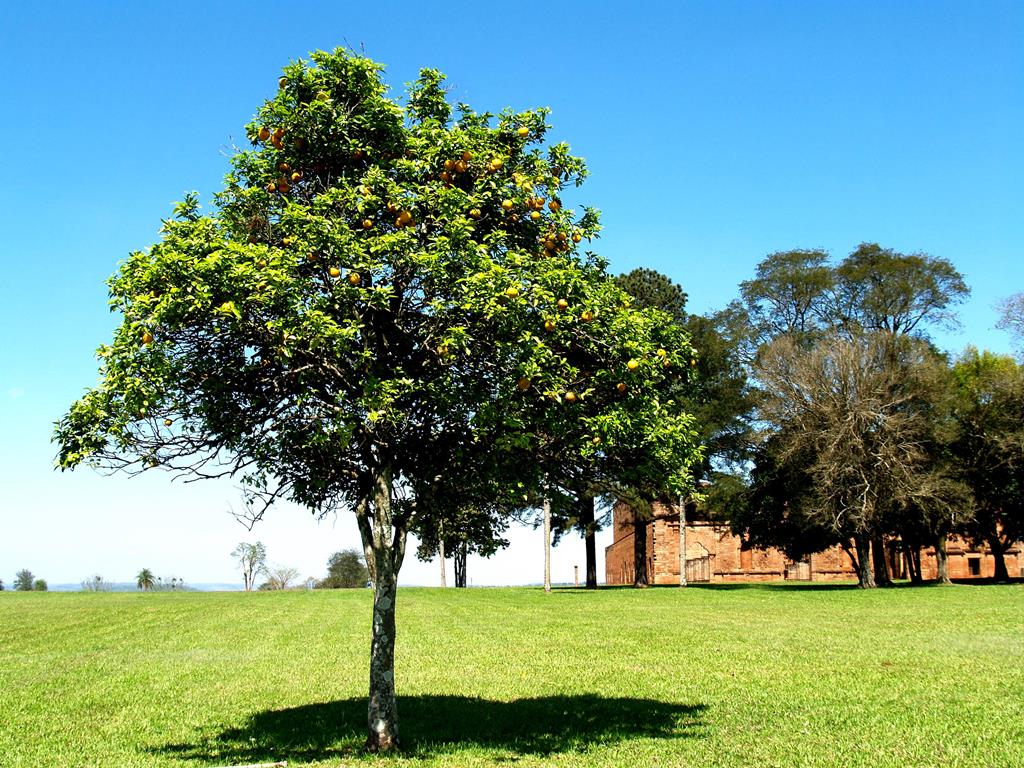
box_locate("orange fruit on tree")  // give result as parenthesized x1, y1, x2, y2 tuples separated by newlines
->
(591, 436, 602, 445)
(440, 171, 451, 183)
(572, 232, 582, 243)
(142, 331, 154, 344)
(530, 211, 541, 221)
(291, 171, 302, 182)
(461, 150, 473, 161)
(362, 219, 373, 229)
(556, 299, 569, 311)
(627, 359, 639, 371)
(329, 267, 341, 278)
(469, 208, 481, 219)
(616, 382, 627, 393)
(454, 160, 468, 173)
(501, 199, 514, 210)
(656, 348, 667, 357)
(516, 376, 531, 391)
(271, 137, 283, 150)
(581, 311, 594, 322)
(386, 201, 398, 212)
(564, 391, 577, 403)
(278, 162, 291, 172)
(273, 127, 285, 139)
(265, 182, 277, 193)
(444, 159, 454, 171)
(516, 126, 529, 138)
(396, 210, 412, 226)
(257, 127, 271, 141)
(548, 200, 560, 212)
(278, 76, 288, 88)
(505, 286, 520, 298)
(282, 237, 294, 246)
(489, 157, 504, 171)
(348, 272, 361, 285)
(544, 319, 556, 332)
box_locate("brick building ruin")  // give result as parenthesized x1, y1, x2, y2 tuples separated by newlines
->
(605, 500, 1022, 585)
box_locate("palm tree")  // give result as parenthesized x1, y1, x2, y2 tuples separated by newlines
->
(136, 568, 155, 591)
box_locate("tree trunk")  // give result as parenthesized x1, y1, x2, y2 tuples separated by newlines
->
(854, 535, 876, 588)
(988, 535, 1009, 582)
(356, 464, 407, 753)
(906, 542, 922, 584)
(543, 496, 552, 593)
(454, 542, 468, 588)
(633, 516, 649, 588)
(872, 533, 892, 586)
(438, 539, 446, 588)
(579, 493, 597, 589)
(935, 533, 952, 585)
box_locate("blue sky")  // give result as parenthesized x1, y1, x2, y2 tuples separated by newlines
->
(0, 1, 1021, 587)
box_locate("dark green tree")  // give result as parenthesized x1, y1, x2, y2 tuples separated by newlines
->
(136, 568, 156, 591)
(33, 579, 48, 592)
(14, 569, 34, 591)
(54, 49, 701, 749)
(320, 549, 370, 588)
(951, 348, 1024, 581)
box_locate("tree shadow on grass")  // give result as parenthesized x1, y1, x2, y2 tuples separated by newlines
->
(156, 694, 707, 764)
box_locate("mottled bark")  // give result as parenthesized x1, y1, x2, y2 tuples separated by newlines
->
(935, 533, 951, 585)
(579, 493, 597, 589)
(543, 496, 552, 593)
(355, 464, 407, 752)
(854, 535, 876, 588)
(872, 533, 892, 586)
(988, 535, 1009, 581)
(633, 517, 649, 588)
(454, 541, 467, 588)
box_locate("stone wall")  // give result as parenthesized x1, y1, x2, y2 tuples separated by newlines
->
(603, 500, 1023, 585)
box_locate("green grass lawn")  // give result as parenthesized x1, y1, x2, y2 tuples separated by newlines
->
(1, 583, 1022, 767)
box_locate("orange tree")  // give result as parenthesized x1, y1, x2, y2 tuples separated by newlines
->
(54, 49, 700, 751)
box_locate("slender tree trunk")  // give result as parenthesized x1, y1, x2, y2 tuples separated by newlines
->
(579, 492, 597, 589)
(454, 542, 468, 588)
(935, 533, 952, 585)
(987, 535, 1009, 581)
(543, 496, 552, 593)
(872, 533, 892, 586)
(438, 539, 446, 588)
(854, 535, 876, 588)
(906, 541, 922, 584)
(633, 516, 649, 588)
(356, 464, 407, 753)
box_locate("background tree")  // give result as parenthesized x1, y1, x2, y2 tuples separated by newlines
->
(319, 549, 370, 588)
(755, 333, 966, 587)
(136, 568, 156, 591)
(14, 569, 34, 591)
(261, 565, 300, 590)
(81, 575, 113, 592)
(54, 49, 700, 749)
(0, 579, 5, 591)
(232, 542, 268, 592)
(617, 268, 752, 586)
(33, 579, 48, 591)
(996, 292, 1024, 358)
(951, 348, 1024, 581)
(415, 504, 510, 587)
(732, 245, 969, 585)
